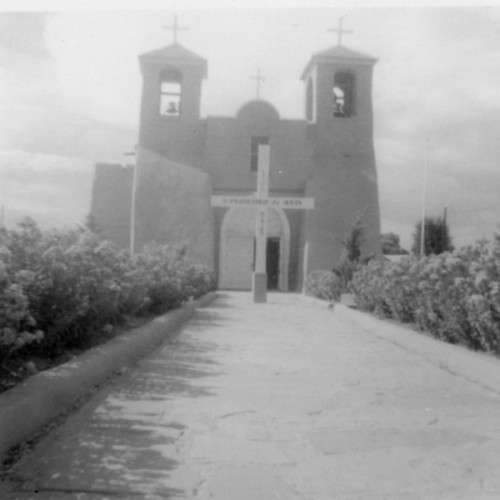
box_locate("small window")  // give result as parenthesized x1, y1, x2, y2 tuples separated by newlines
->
(333, 72, 355, 118)
(250, 136, 269, 172)
(160, 71, 182, 116)
(306, 78, 314, 122)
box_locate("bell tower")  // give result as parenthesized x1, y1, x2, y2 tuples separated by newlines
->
(131, 19, 212, 260)
(300, 27, 381, 279)
(301, 44, 377, 166)
(137, 22, 207, 162)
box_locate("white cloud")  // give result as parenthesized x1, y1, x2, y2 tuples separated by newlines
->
(0, 150, 94, 229)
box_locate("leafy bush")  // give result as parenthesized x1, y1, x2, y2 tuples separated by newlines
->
(350, 242, 500, 355)
(0, 262, 44, 359)
(0, 219, 216, 363)
(305, 270, 343, 301)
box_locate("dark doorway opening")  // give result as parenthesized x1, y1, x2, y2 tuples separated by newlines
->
(266, 237, 280, 290)
(252, 237, 281, 290)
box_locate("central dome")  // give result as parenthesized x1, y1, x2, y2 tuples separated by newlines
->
(236, 100, 280, 129)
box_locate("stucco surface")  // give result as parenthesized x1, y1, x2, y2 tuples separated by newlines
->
(134, 148, 214, 268)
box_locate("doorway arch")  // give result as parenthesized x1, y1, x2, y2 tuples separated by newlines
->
(219, 206, 290, 291)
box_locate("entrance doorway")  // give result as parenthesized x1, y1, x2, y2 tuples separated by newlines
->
(224, 235, 254, 290)
(219, 206, 290, 291)
(266, 237, 280, 290)
(251, 237, 280, 289)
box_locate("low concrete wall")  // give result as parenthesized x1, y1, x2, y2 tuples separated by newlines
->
(0, 292, 216, 463)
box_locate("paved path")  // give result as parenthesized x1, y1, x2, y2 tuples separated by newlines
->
(4, 292, 500, 499)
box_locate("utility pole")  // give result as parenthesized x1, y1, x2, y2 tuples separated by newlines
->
(420, 138, 429, 257)
(442, 202, 450, 252)
(125, 148, 137, 255)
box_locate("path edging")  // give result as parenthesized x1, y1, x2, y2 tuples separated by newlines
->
(303, 294, 500, 396)
(0, 291, 216, 464)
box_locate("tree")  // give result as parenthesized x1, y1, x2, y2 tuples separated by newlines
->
(340, 216, 365, 264)
(411, 216, 453, 256)
(381, 232, 408, 255)
(492, 226, 500, 258)
(333, 216, 372, 290)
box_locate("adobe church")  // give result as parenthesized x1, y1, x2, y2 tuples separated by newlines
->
(90, 24, 381, 292)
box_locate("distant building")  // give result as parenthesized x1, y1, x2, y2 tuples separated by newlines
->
(90, 38, 381, 291)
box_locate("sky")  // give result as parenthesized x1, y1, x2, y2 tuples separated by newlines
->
(1, 0, 500, 250)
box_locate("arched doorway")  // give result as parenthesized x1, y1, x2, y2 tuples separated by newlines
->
(219, 207, 290, 291)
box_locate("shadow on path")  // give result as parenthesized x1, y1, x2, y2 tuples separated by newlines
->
(6, 302, 237, 499)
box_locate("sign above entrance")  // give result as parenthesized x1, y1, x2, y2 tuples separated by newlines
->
(211, 144, 315, 303)
(211, 196, 315, 210)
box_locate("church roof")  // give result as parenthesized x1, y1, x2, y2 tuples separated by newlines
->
(301, 45, 377, 80)
(139, 43, 208, 76)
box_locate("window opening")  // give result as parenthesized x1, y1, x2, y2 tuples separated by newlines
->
(333, 72, 355, 117)
(250, 136, 269, 172)
(160, 72, 182, 116)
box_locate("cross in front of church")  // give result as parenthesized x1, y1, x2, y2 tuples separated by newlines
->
(250, 69, 265, 99)
(328, 15, 353, 46)
(211, 145, 315, 303)
(163, 15, 189, 44)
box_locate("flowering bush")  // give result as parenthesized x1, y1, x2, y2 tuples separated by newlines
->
(350, 242, 500, 355)
(0, 263, 44, 359)
(305, 270, 343, 301)
(0, 219, 216, 362)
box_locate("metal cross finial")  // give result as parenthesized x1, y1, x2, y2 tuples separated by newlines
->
(250, 69, 266, 99)
(328, 15, 353, 46)
(163, 15, 189, 44)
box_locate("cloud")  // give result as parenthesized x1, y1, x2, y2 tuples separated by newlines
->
(0, 13, 137, 159)
(367, 8, 500, 248)
(0, 12, 137, 229)
(0, 12, 51, 57)
(0, 150, 94, 229)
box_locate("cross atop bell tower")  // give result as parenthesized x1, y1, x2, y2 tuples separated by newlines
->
(163, 15, 189, 44)
(327, 15, 353, 46)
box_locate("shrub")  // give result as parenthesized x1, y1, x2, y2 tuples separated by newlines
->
(0, 219, 216, 363)
(350, 242, 500, 355)
(0, 269, 44, 361)
(305, 270, 343, 301)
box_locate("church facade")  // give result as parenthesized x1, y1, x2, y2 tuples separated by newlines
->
(90, 39, 381, 292)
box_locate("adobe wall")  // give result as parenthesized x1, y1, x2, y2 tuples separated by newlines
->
(90, 163, 133, 249)
(204, 102, 313, 194)
(304, 156, 381, 275)
(134, 148, 214, 268)
(302, 60, 381, 276)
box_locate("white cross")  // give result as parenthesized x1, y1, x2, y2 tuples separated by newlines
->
(211, 145, 315, 302)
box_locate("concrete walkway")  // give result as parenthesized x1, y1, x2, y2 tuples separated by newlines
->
(4, 292, 500, 499)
